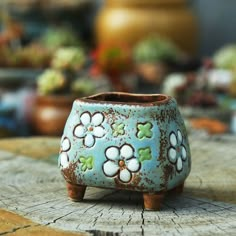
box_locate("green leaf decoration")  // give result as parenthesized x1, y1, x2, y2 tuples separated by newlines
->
(79, 156, 86, 163)
(82, 163, 87, 172)
(112, 123, 125, 137)
(79, 156, 94, 171)
(137, 122, 153, 139)
(138, 147, 152, 162)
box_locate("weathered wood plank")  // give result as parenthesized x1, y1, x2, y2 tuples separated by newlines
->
(0, 209, 84, 236)
(0, 134, 236, 235)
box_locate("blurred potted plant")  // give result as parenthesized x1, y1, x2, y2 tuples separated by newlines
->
(91, 43, 132, 91)
(51, 47, 86, 72)
(162, 72, 218, 107)
(0, 43, 52, 68)
(213, 45, 236, 71)
(213, 45, 236, 96)
(32, 47, 96, 136)
(133, 35, 180, 88)
(40, 27, 81, 50)
(0, 26, 81, 68)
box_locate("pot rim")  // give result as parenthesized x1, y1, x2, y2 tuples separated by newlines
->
(76, 92, 171, 106)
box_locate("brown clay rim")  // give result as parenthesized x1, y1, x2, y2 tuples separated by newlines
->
(106, 0, 185, 7)
(77, 92, 171, 106)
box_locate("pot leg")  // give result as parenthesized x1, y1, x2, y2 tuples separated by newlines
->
(171, 182, 184, 194)
(143, 192, 165, 211)
(66, 182, 86, 202)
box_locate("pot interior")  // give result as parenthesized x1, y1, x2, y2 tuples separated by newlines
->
(83, 93, 169, 105)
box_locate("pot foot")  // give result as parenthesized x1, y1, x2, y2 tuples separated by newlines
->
(66, 183, 86, 202)
(143, 192, 165, 211)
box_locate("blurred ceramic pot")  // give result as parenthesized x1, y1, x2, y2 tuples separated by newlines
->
(32, 95, 74, 136)
(95, 0, 198, 55)
(58, 92, 191, 210)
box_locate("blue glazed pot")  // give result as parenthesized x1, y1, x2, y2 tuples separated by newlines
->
(59, 92, 191, 210)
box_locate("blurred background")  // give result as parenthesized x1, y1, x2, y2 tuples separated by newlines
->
(0, 0, 236, 137)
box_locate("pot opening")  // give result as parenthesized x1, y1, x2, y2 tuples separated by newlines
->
(83, 93, 169, 105)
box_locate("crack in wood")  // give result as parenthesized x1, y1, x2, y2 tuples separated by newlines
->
(92, 212, 103, 227)
(0, 225, 33, 235)
(45, 210, 81, 226)
(140, 208, 145, 236)
(86, 230, 120, 236)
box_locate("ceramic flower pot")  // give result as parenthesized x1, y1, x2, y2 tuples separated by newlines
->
(32, 95, 74, 136)
(95, 0, 198, 55)
(59, 92, 191, 210)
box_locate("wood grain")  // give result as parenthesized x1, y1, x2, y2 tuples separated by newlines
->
(0, 134, 236, 235)
(0, 209, 83, 236)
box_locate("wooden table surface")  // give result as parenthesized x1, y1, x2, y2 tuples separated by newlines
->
(0, 133, 236, 236)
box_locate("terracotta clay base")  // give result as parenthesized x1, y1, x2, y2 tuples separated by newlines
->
(143, 192, 165, 211)
(66, 183, 86, 202)
(143, 182, 185, 210)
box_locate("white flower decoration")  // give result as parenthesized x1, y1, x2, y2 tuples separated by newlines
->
(168, 130, 187, 172)
(74, 112, 105, 147)
(59, 137, 71, 169)
(103, 144, 141, 183)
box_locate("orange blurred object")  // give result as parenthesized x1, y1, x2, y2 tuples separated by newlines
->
(0, 20, 24, 46)
(190, 118, 228, 134)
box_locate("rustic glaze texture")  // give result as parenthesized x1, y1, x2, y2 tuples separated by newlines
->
(59, 92, 191, 194)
